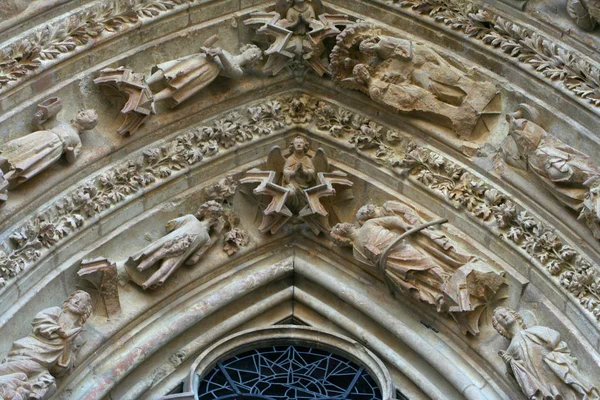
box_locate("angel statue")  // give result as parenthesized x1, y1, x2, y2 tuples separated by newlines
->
(241, 136, 353, 235)
(244, 0, 353, 76)
(126, 201, 225, 290)
(493, 307, 600, 400)
(0, 97, 98, 191)
(0, 291, 92, 400)
(330, 23, 500, 139)
(94, 36, 263, 135)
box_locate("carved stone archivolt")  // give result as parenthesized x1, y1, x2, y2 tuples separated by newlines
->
(0, 291, 92, 400)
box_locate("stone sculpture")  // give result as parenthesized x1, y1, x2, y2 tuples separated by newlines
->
(94, 36, 262, 135)
(126, 201, 225, 290)
(0, 291, 92, 400)
(0, 97, 98, 190)
(330, 23, 500, 139)
(0, 171, 7, 207)
(492, 307, 600, 400)
(567, 0, 600, 31)
(241, 136, 353, 235)
(332, 201, 505, 335)
(78, 258, 121, 318)
(505, 106, 600, 240)
(244, 0, 353, 76)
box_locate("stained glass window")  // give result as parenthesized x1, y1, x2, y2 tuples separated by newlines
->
(197, 345, 382, 400)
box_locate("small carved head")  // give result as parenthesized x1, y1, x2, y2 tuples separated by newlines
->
(289, 136, 310, 154)
(330, 223, 358, 247)
(356, 204, 380, 225)
(492, 307, 526, 340)
(239, 44, 263, 66)
(73, 109, 99, 132)
(352, 64, 371, 85)
(198, 200, 225, 224)
(63, 290, 93, 323)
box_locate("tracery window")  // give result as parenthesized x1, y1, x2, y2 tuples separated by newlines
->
(197, 345, 382, 400)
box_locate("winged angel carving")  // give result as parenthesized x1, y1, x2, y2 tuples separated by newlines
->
(241, 136, 353, 235)
(244, 0, 353, 76)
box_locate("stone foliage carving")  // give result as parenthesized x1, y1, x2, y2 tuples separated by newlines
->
(244, 0, 353, 76)
(493, 307, 600, 400)
(0, 291, 92, 400)
(241, 136, 353, 235)
(392, 0, 600, 107)
(0, 0, 194, 93)
(505, 106, 600, 240)
(331, 23, 500, 139)
(94, 36, 263, 135)
(567, 0, 600, 31)
(331, 200, 505, 335)
(0, 98, 98, 191)
(1, 93, 599, 327)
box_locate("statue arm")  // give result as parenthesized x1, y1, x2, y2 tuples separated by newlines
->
(31, 308, 63, 339)
(64, 140, 82, 164)
(372, 216, 411, 232)
(185, 234, 218, 265)
(215, 50, 244, 79)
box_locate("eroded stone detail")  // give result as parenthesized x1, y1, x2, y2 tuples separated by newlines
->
(78, 258, 121, 318)
(241, 136, 353, 235)
(505, 105, 600, 240)
(0, 98, 98, 191)
(391, 0, 600, 106)
(331, 200, 505, 335)
(0, 291, 92, 400)
(567, 0, 600, 31)
(493, 307, 600, 400)
(331, 23, 500, 139)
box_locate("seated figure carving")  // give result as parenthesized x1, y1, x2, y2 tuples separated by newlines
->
(505, 106, 600, 240)
(126, 201, 225, 290)
(331, 201, 505, 335)
(0, 291, 92, 400)
(94, 36, 262, 135)
(0, 97, 98, 191)
(493, 307, 600, 400)
(331, 23, 500, 139)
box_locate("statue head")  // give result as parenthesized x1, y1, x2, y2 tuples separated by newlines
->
(63, 290, 93, 323)
(492, 307, 526, 340)
(239, 44, 263, 67)
(330, 223, 358, 247)
(288, 136, 310, 155)
(198, 200, 225, 224)
(73, 109, 99, 132)
(356, 204, 381, 225)
(506, 113, 544, 157)
(353, 64, 371, 85)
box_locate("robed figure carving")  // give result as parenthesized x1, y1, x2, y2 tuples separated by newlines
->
(332, 201, 505, 335)
(493, 307, 600, 400)
(505, 106, 600, 240)
(94, 36, 262, 135)
(0, 291, 92, 400)
(126, 201, 225, 290)
(330, 23, 500, 139)
(0, 98, 98, 191)
(241, 136, 353, 235)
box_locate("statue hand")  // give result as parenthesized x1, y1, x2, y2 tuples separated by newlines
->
(498, 350, 512, 363)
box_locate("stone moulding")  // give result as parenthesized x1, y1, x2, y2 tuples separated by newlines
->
(0, 92, 599, 329)
(388, 0, 600, 108)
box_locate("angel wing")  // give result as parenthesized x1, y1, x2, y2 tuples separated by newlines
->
(266, 146, 287, 183)
(312, 148, 329, 174)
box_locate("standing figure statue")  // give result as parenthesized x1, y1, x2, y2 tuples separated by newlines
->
(94, 36, 262, 135)
(126, 201, 225, 290)
(0, 291, 92, 400)
(0, 97, 98, 190)
(493, 307, 600, 400)
(505, 106, 600, 240)
(283, 0, 317, 35)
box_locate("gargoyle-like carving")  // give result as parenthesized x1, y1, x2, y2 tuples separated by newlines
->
(244, 0, 353, 76)
(94, 36, 262, 135)
(0, 98, 98, 191)
(241, 136, 353, 235)
(126, 201, 225, 290)
(332, 201, 505, 335)
(0, 291, 92, 400)
(78, 258, 121, 318)
(567, 0, 600, 31)
(493, 307, 600, 400)
(331, 23, 500, 139)
(505, 105, 600, 240)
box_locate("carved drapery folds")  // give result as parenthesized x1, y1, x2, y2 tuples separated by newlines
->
(0, 98, 98, 202)
(0, 291, 92, 400)
(493, 307, 600, 400)
(330, 23, 501, 139)
(94, 36, 263, 135)
(567, 0, 600, 31)
(331, 200, 505, 335)
(241, 136, 353, 235)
